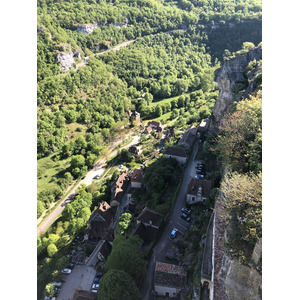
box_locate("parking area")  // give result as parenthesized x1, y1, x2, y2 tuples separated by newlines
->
(56, 265, 96, 300)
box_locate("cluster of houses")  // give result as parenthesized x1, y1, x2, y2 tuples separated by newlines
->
(78, 117, 213, 298)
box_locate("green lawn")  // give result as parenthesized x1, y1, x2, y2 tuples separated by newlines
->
(37, 154, 71, 194)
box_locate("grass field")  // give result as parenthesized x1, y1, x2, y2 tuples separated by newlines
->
(37, 154, 71, 194)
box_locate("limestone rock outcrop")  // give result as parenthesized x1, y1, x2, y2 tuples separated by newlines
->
(208, 47, 262, 132)
(77, 23, 98, 34)
(56, 48, 82, 70)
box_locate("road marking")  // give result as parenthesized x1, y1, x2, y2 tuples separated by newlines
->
(177, 222, 188, 231)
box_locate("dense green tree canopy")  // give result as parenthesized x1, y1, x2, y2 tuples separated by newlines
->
(98, 270, 141, 300)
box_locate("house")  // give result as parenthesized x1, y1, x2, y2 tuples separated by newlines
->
(132, 222, 159, 243)
(154, 261, 187, 297)
(164, 146, 188, 165)
(133, 207, 164, 243)
(123, 202, 136, 215)
(70, 289, 97, 300)
(130, 168, 143, 188)
(110, 171, 129, 206)
(178, 125, 198, 148)
(147, 120, 162, 131)
(137, 207, 164, 228)
(129, 110, 140, 125)
(186, 178, 213, 205)
(97, 240, 112, 262)
(145, 125, 152, 134)
(102, 228, 114, 244)
(86, 202, 114, 239)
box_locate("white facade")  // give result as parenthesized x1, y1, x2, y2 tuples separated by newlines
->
(187, 186, 204, 204)
(154, 285, 179, 297)
(163, 154, 187, 165)
(131, 181, 142, 189)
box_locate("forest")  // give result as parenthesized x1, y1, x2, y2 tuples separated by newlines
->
(37, 0, 262, 298)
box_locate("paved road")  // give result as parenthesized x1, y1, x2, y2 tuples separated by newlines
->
(37, 134, 140, 237)
(140, 140, 200, 299)
(56, 265, 96, 300)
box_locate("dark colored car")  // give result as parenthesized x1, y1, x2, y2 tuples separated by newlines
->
(96, 272, 103, 277)
(94, 277, 101, 283)
(68, 263, 75, 269)
(180, 213, 191, 222)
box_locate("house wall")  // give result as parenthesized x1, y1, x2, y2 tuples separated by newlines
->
(131, 181, 142, 189)
(154, 285, 179, 297)
(163, 154, 187, 165)
(187, 193, 202, 205)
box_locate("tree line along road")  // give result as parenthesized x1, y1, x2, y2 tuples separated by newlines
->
(37, 132, 140, 237)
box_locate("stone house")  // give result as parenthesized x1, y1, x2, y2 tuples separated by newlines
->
(154, 261, 187, 297)
(129, 110, 140, 125)
(163, 146, 188, 165)
(133, 207, 164, 243)
(186, 178, 213, 205)
(86, 202, 114, 240)
(130, 168, 143, 189)
(70, 289, 97, 300)
(147, 120, 162, 131)
(178, 125, 198, 148)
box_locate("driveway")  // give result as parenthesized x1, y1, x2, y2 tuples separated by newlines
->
(57, 265, 96, 300)
(140, 141, 199, 299)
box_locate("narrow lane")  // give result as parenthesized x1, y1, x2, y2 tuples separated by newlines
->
(140, 140, 199, 299)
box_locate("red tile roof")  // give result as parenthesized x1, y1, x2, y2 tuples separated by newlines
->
(148, 120, 161, 128)
(155, 261, 187, 289)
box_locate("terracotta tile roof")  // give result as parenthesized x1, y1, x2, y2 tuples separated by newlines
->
(70, 289, 97, 300)
(155, 261, 187, 289)
(187, 178, 213, 197)
(111, 171, 129, 202)
(131, 168, 143, 183)
(137, 207, 164, 227)
(164, 146, 188, 158)
(88, 202, 114, 224)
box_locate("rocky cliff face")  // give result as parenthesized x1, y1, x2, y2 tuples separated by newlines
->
(213, 198, 262, 300)
(56, 49, 81, 70)
(208, 47, 262, 132)
(77, 23, 98, 34)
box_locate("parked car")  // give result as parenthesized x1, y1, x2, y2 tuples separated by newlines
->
(170, 228, 178, 239)
(94, 277, 101, 283)
(68, 263, 75, 269)
(198, 174, 204, 179)
(92, 284, 100, 289)
(181, 208, 192, 215)
(196, 170, 202, 174)
(61, 268, 72, 274)
(96, 272, 103, 277)
(91, 289, 98, 293)
(52, 282, 62, 288)
(180, 213, 191, 222)
(93, 174, 100, 179)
